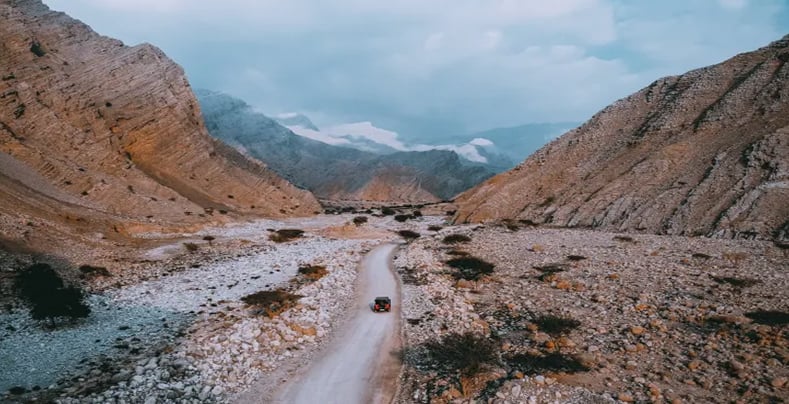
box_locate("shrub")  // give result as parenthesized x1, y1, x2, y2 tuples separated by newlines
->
(15, 263, 90, 326)
(269, 229, 305, 243)
(519, 219, 538, 226)
(531, 314, 580, 336)
(443, 234, 471, 244)
(427, 225, 443, 231)
(412, 210, 422, 217)
(352, 216, 368, 226)
(446, 250, 469, 256)
(298, 265, 328, 281)
(446, 257, 494, 280)
(533, 263, 568, 273)
(78, 265, 111, 278)
(398, 230, 421, 241)
(419, 332, 499, 377)
(241, 289, 303, 318)
(394, 214, 413, 222)
(692, 253, 712, 259)
(506, 352, 589, 375)
(722, 251, 748, 266)
(566, 255, 586, 261)
(613, 235, 635, 243)
(381, 207, 396, 216)
(183, 242, 199, 252)
(711, 276, 759, 288)
(744, 310, 789, 326)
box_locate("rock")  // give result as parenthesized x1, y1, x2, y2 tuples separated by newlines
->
(534, 375, 546, 385)
(688, 360, 702, 371)
(557, 336, 576, 348)
(617, 392, 634, 402)
(630, 326, 645, 335)
(771, 377, 786, 388)
(456, 279, 474, 289)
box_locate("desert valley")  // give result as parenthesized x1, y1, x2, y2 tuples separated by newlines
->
(0, 1, 787, 403)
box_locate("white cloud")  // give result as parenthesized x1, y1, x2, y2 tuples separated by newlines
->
(718, 0, 748, 10)
(324, 122, 409, 151)
(469, 138, 494, 147)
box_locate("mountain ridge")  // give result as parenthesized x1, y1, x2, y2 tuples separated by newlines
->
(455, 34, 789, 240)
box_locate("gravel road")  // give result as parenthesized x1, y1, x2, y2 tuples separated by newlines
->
(274, 242, 402, 404)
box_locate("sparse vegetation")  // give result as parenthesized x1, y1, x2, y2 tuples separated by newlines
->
(412, 210, 422, 217)
(15, 263, 90, 326)
(566, 255, 586, 261)
(381, 207, 396, 216)
(202, 235, 215, 246)
(398, 230, 421, 241)
(78, 265, 111, 278)
(530, 313, 580, 336)
(613, 235, 635, 243)
(533, 263, 568, 273)
(692, 252, 712, 259)
(298, 264, 328, 281)
(446, 257, 494, 280)
(443, 234, 471, 244)
(446, 250, 469, 256)
(394, 214, 413, 222)
(711, 276, 759, 288)
(269, 229, 305, 243)
(427, 225, 443, 231)
(183, 242, 199, 252)
(30, 41, 45, 57)
(241, 289, 303, 318)
(744, 310, 789, 326)
(352, 216, 368, 226)
(407, 332, 499, 380)
(722, 251, 748, 266)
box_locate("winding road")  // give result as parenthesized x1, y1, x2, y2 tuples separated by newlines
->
(273, 242, 402, 404)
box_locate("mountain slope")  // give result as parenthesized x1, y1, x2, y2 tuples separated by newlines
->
(197, 90, 495, 202)
(0, 0, 319, 254)
(455, 35, 789, 240)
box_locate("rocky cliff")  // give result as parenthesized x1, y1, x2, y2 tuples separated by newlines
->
(455, 35, 789, 240)
(0, 0, 319, 255)
(197, 90, 495, 203)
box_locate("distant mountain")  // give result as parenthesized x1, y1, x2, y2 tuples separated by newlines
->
(456, 35, 789, 240)
(197, 90, 495, 202)
(282, 117, 518, 168)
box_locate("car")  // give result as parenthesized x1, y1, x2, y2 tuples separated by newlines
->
(373, 296, 391, 312)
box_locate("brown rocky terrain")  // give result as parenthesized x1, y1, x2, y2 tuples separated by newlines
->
(0, 0, 320, 258)
(394, 223, 788, 403)
(455, 35, 789, 241)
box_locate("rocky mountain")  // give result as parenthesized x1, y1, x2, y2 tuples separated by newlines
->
(455, 35, 789, 240)
(0, 0, 319, 255)
(197, 90, 495, 203)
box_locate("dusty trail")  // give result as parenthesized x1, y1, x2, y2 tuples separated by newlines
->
(272, 242, 402, 404)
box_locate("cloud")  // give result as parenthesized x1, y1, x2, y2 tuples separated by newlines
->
(43, 0, 788, 138)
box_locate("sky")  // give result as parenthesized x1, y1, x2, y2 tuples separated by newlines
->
(44, 0, 789, 139)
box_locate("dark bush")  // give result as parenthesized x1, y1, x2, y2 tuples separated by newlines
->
(711, 276, 759, 288)
(202, 235, 215, 246)
(443, 234, 471, 244)
(298, 265, 328, 281)
(78, 265, 111, 278)
(412, 210, 422, 217)
(519, 219, 538, 226)
(506, 352, 589, 375)
(381, 207, 396, 216)
(416, 332, 499, 377)
(30, 41, 45, 57)
(398, 230, 421, 241)
(183, 242, 199, 252)
(394, 214, 413, 222)
(531, 314, 580, 336)
(692, 253, 712, 259)
(744, 310, 789, 326)
(445, 210, 457, 216)
(566, 255, 586, 261)
(241, 289, 303, 318)
(446, 257, 494, 280)
(352, 216, 368, 226)
(427, 225, 443, 231)
(270, 229, 305, 243)
(15, 263, 90, 325)
(533, 263, 568, 273)
(446, 250, 469, 256)
(613, 235, 635, 243)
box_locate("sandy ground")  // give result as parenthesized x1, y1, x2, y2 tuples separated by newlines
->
(271, 243, 402, 404)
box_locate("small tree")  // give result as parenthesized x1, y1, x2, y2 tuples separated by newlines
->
(352, 216, 368, 226)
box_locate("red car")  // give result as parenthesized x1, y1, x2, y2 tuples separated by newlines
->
(373, 296, 391, 312)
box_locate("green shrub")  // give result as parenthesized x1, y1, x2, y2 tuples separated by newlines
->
(414, 332, 499, 377)
(183, 242, 199, 252)
(531, 314, 580, 336)
(394, 214, 413, 222)
(506, 352, 589, 375)
(352, 216, 368, 226)
(15, 263, 90, 325)
(427, 225, 443, 231)
(381, 207, 396, 216)
(298, 265, 328, 281)
(398, 230, 421, 241)
(744, 310, 789, 326)
(711, 276, 759, 288)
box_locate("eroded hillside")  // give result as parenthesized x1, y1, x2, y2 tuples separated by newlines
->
(455, 35, 789, 240)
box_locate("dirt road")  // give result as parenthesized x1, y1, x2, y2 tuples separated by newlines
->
(272, 242, 402, 404)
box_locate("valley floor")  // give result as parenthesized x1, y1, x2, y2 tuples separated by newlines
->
(1, 213, 786, 403)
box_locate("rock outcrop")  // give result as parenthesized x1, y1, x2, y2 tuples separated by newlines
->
(0, 0, 319, 255)
(455, 35, 789, 240)
(197, 90, 495, 203)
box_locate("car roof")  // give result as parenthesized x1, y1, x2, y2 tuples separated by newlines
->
(374, 296, 390, 300)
